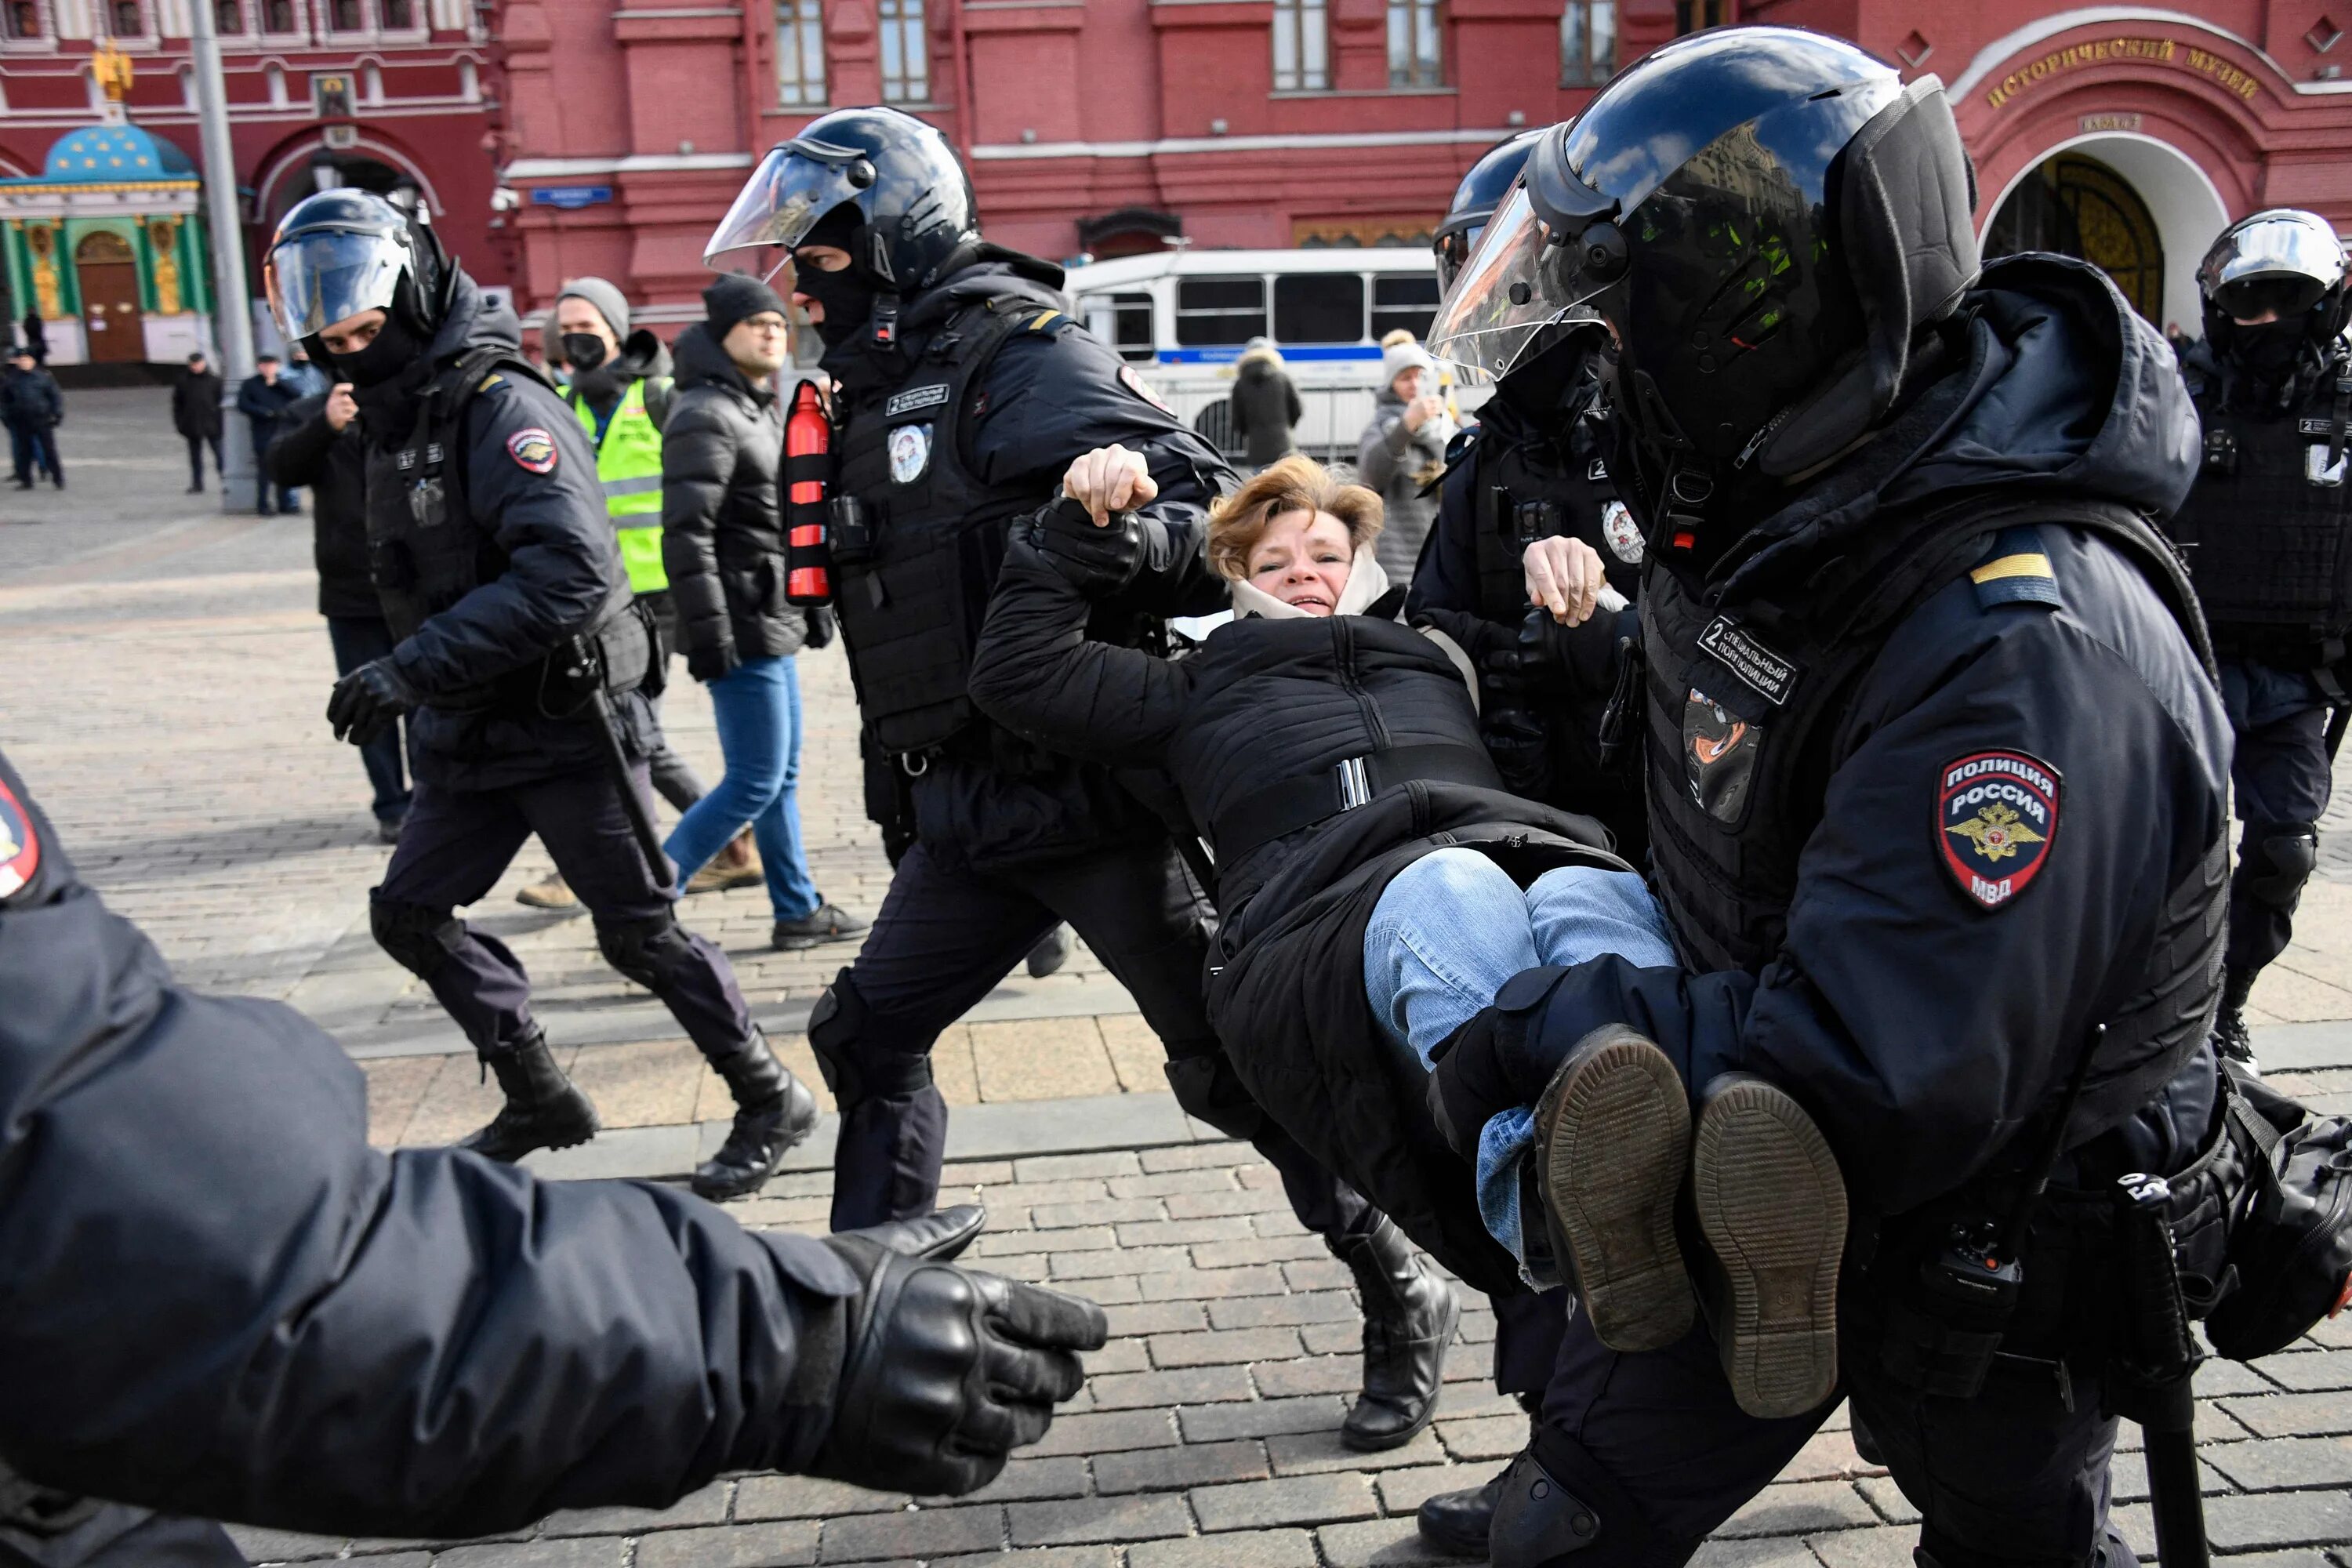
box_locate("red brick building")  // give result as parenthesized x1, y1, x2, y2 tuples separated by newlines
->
(0, 0, 502, 363)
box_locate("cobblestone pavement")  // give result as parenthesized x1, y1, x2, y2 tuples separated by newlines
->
(12, 391, 2352, 1566)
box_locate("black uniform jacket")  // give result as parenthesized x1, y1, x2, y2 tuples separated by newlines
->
(825, 255, 1231, 868)
(659, 321, 808, 667)
(971, 550, 1617, 1294)
(1469, 261, 2231, 1219)
(365, 277, 655, 792)
(0, 749, 857, 1537)
(265, 392, 375, 619)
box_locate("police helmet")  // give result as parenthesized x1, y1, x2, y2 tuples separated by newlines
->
(2199, 209, 2350, 339)
(1435, 131, 1543, 294)
(1429, 27, 1978, 481)
(705, 106, 978, 292)
(264, 188, 448, 346)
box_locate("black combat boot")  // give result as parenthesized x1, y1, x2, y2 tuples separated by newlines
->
(1331, 1214, 1460, 1451)
(693, 1029, 821, 1202)
(2214, 964, 2259, 1069)
(455, 1029, 600, 1163)
(1416, 1421, 1534, 1556)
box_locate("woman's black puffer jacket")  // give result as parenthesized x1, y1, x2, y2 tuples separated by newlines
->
(659, 323, 808, 671)
(971, 532, 1621, 1296)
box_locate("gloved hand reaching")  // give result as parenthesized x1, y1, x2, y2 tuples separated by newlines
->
(326, 658, 419, 746)
(805, 1226, 1108, 1496)
(1025, 493, 1151, 594)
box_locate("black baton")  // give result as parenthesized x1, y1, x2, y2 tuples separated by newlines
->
(569, 637, 673, 886)
(2114, 1172, 2211, 1568)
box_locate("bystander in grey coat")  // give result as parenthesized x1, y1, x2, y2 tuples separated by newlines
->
(1356, 340, 1456, 582)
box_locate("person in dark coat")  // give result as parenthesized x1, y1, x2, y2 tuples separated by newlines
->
(264, 377, 409, 840)
(235, 353, 303, 515)
(658, 274, 855, 955)
(20, 308, 45, 366)
(1229, 337, 1300, 470)
(0, 745, 1105, 1559)
(172, 351, 225, 494)
(2, 346, 62, 490)
(972, 452, 1626, 1301)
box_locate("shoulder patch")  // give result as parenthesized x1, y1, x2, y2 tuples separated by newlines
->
(506, 427, 559, 474)
(1024, 309, 1070, 335)
(478, 372, 504, 392)
(1937, 750, 2061, 911)
(1969, 525, 2060, 610)
(0, 775, 42, 902)
(1119, 362, 1172, 414)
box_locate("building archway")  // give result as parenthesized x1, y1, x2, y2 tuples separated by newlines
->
(1978, 133, 2232, 336)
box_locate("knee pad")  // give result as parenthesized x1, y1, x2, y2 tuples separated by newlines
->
(2245, 823, 2319, 909)
(370, 896, 463, 979)
(808, 969, 933, 1110)
(1491, 1432, 1680, 1568)
(595, 913, 699, 991)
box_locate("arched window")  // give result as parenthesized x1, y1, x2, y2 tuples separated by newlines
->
(1272, 0, 1327, 91)
(1560, 0, 1613, 84)
(776, 0, 825, 107)
(1386, 0, 1441, 87)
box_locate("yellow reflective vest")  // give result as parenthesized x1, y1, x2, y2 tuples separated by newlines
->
(570, 377, 668, 593)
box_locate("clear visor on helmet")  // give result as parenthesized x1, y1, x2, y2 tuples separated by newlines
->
(265, 228, 404, 343)
(1427, 185, 1604, 379)
(704, 143, 871, 278)
(2203, 212, 2347, 321)
(1433, 221, 1483, 296)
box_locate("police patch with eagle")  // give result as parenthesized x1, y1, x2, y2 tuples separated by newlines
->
(1937, 750, 2060, 910)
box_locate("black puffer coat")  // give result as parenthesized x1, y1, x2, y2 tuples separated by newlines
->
(264, 392, 373, 619)
(659, 323, 808, 671)
(971, 544, 1621, 1295)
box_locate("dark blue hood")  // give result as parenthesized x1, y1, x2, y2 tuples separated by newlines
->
(1715, 254, 2200, 602)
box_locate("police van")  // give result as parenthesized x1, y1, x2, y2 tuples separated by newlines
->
(1063, 248, 1472, 464)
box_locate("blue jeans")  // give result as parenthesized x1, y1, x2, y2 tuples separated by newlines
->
(663, 655, 821, 921)
(1363, 846, 1676, 1273)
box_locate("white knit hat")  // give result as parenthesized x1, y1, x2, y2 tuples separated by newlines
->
(1381, 339, 1436, 390)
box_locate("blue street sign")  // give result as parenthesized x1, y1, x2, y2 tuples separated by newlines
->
(530, 185, 613, 210)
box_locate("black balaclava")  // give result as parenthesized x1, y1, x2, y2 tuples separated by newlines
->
(2222, 317, 2311, 406)
(793, 202, 878, 353)
(330, 314, 424, 390)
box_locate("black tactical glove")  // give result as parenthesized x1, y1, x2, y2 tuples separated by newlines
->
(325, 658, 419, 746)
(688, 641, 742, 684)
(802, 604, 837, 651)
(806, 1230, 1108, 1497)
(1022, 494, 1153, 597)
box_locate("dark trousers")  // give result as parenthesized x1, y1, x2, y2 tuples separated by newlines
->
(639, 590, 706, 812)
(822, 836, 1371, 1241)
(373, 764, 755, 1061)
(183, 434, 221, 490)
(8, 422, 58, 485)
(248, 428, 296, 514)
(0, 1502, 243, 1567)
(2220, 656, 2336, 975)
(325, 615, 412, 825)
(1532, 1301, 2130, 1568)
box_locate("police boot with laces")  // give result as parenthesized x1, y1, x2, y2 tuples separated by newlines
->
(1330, 1214, 1459, 1451)
(693, 1029, 820, 1201)
(2214, 964, 2259, 1070)
(455, 1028, 600, 1162)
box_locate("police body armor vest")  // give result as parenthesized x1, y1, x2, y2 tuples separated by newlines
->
(368, 345, 648, 713)
(1464, 413, 1639, 625)
(831, 296, 1076, 756)
(569, 376, 669, 595)
(1643, 495, 2224, 1137)
(2168, 358, 2352, 666)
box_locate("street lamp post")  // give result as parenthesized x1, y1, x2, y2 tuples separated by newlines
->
(187, 0, 257, 514)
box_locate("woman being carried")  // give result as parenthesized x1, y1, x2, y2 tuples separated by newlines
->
(971, 451, 1846, 1414)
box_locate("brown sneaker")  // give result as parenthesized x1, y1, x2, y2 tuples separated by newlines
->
(1531, 1024, 1696, 1353)
(514, 873, 579, 912)
(1690, 1073, 1846, 1420)
(686, 844, 766, 895)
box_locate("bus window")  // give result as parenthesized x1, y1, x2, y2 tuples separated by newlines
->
(1176, 277, 1269, 346)
(1083, 291, 1156, 361)
(1372, 274, 1441, 341)
(1273, 273, 1366, 345)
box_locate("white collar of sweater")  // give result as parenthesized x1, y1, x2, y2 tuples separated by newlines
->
(1228, 550, 1392, 621)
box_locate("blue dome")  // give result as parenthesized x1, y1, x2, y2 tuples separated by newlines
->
(44, 122, 194, 180)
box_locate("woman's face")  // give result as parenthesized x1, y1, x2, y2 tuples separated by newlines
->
(1392, 366, 1426, 401)
(1245, 509, 1355, 615)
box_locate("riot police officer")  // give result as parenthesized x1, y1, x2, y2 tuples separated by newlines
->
(1423, 29, 2230, 1566)
(1409, 130, 1646, 861)
(2166, 209, 2352, 1068)
(0, 746, 1104, 1556)
(265, 191, 815, 1203)
(705, 107, 1457, 1450)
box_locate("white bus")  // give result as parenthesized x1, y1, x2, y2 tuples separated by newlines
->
(1062, 248, 1473, 465)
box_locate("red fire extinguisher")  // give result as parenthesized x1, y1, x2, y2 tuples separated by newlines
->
(783, 379, 833, 605)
